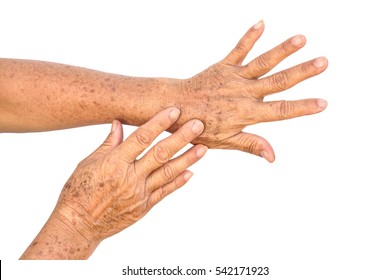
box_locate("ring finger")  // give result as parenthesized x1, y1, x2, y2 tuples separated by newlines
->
(248, 56, 328, 98)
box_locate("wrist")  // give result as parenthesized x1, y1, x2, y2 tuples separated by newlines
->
(112, 76, 184, 126)
(52, 211, 99, 259)
(20, 207, 99, 260)
(53, 203, 101, 245)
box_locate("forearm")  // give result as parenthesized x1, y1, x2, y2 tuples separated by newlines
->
(20, 211, 99, 260)
(0, 58, 182, 132)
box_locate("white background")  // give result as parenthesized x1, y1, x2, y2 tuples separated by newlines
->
(0, 0, 389, 279)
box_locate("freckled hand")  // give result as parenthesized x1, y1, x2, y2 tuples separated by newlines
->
(1, 20, 327, 160)
(20, 108, 207, 259)
(168, 20, 328, 162)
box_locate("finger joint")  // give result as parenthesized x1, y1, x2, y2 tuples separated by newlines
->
(271, 72, 290, 91)
(152, 145, 171, 165)
(135, 128, 153, 147)
(254, 53, 271, 72)
(176, 129, 190, 144)
(279, 100, 293, 119)
(162, 164, 176, 182)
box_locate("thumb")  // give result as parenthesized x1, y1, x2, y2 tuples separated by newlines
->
(222, 132, 275, 162)
(93, 120, 124, 156)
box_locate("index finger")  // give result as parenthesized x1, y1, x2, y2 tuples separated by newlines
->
(117, 107, 181, 162)
(223, 20, 265, 65)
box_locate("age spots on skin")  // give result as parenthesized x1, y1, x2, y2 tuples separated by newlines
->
(69, 248, 76, 255)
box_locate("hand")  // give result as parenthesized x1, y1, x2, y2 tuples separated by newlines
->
(21, 108, 207, 259)
(172, 20, 328, 162)
(58, 108, 207, 242)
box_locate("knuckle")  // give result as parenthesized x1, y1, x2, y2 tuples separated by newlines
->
(304, 99, 313, 109)
(300, 62, 311, 75)
(279, 41, 289, 54)
(301, 99, 314, 113)
(271, 72, 290, 91)
(162, 164, 176, 182)
(247, 140, 260, 155)
(239, 136, 259, 155)
(152, 145, 171, 164)
(177, 129, 190, 144)
(160, 187, 170, 199)
(279, 100, 294, 119)
(254, 54, 271, 71)
(174, 179, 181, 191)
(135, 127, 153, 146)
(152, 187, 169, 205)
(184, 154, 194, 167)
(154, 190, 164, 202)
(235, 40, 249, 53)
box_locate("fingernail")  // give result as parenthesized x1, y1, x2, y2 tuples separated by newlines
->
(192, 120, 204, 134)
(313, 57, 327, 69)
(291, 35, 305, 47)
(111, 120, 117, 133)
(169, 108, 180, 121)
(253, 19, 264, 29)
(260, 151, 269, 160)
(316, 99, 328, 109)
(260, 151, 274, 163)
(184, 171, 193, 182)
(196, 145, 208, 158)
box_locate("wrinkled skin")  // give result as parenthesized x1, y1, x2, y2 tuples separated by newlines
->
(57, 109, 206, 241)
(170, 20, 328, 161)
(0, 22, 327, 163)
(21, 108, 207, 259)
(18, 21, 328, 260)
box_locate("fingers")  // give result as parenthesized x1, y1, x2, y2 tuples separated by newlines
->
(145, 145, 207, 192)
(220, 132, 275, 162)
(223, 20, 265, 65)
(136, 119, 205, 173)
(242, 35, 306, 79)
(147, 170, 193, 208)
(90, 120, 124, 157)
(250, 57, 328, 98)
(258, 98, 328, 122)
(117, 107, 181, 162)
